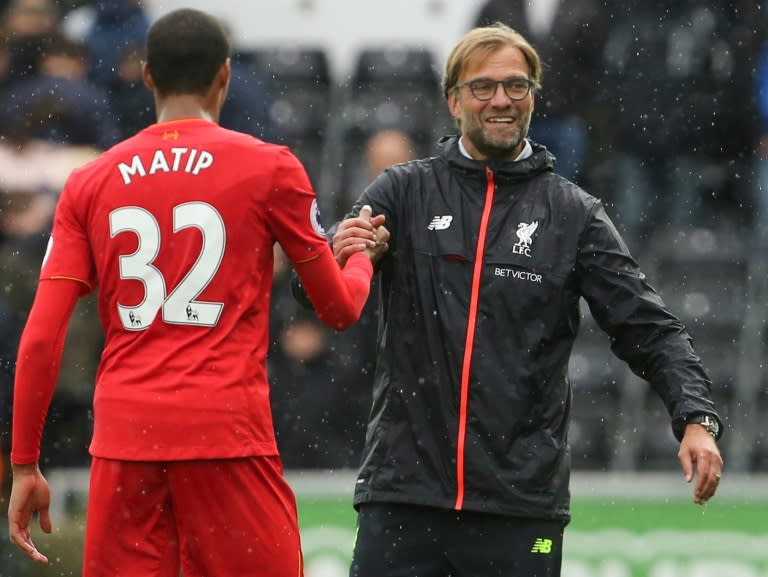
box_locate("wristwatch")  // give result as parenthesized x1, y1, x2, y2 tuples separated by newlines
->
(687, 414, 720, 440)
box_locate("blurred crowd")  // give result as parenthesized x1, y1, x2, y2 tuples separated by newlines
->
(1, 0, 768, 507)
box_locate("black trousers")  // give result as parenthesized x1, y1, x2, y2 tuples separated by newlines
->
(350, 502, 564, 577)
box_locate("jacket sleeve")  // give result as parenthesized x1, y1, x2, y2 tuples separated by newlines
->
(574, 200, 721, 440)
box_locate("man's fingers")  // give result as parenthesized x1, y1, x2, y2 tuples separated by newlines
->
(694, 455, 722, 504)
(25, 541, 49, 564)
(374, 225, 390, 245)
(359, 204, 373, 220)
(336, 218, 373, 236)
(678, 447, 694, 482)
(334, 233, 375, 254)
(370, 214, 386, 227)
(680, 447, 723, 504)
(10, 527, 49, 564)
(38, 508, 52, 534)
(341, 226, 376, 242)
(334, 235, 373, 266)
(337, 244, 368, 265)
(694, 476, 718, 505)
(23, 541, 49, 564)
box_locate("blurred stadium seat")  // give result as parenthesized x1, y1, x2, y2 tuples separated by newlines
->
(330, 46, 442, 215)
(248, 47, 333, 189)
(751, 385, 768, 471)
(40, 391, 93, 468)
(734, 253, 768, 471)
(346, 47, 440, 148)
(353, 47, 437, 87)
(632, 225, 749, 469)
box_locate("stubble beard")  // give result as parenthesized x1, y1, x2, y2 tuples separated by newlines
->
(465, 116, 530, 161)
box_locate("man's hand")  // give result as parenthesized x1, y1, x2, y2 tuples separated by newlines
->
(8, 463, 52, 564)
(364, 223, 390, 263)
(678, 424, 723, 505)
(333, 205, 387, 266)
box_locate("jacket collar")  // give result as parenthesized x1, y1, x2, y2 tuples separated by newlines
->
(437, 134, 555, 182)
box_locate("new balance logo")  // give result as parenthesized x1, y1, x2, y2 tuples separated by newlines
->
(530, 538, 553, 554)
(427, 215, 453, 231)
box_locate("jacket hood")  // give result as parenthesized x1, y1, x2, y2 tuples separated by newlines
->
(437, 134, 555, 182)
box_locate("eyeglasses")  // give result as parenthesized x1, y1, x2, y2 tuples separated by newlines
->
(455, 77, 533, 101)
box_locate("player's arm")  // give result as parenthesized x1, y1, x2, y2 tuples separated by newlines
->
(269, 150, 387, 330)
(293, 216, 387, 331)
(9, 278, 83, 563)
(293, 248, 373, 330)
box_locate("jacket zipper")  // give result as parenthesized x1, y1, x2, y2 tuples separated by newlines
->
(454, 165, 496, 510)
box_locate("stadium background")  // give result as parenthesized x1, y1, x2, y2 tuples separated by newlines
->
(1, 0, 767, 575)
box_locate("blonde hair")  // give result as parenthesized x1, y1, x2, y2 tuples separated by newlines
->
(442, 22, 542, 100)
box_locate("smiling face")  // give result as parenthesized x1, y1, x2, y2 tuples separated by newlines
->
(447, 45, 535, 162)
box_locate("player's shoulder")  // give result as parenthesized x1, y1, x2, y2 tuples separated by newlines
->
(221, 127, 295, 158)
(207, 125, 303, 166)
(59, 129, 159, 189)
(65, 145, 115, 182)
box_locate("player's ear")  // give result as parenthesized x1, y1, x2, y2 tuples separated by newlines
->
(142, 62, 155, 92)
(213, 58, 231, 111)
(217, 58, 231, 92)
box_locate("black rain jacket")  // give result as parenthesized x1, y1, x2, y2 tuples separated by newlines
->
(336, 136, 720, 522)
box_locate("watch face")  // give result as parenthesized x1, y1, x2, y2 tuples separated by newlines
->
(699, 416, 719, 436)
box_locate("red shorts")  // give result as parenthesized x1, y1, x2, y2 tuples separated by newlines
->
(83, 456, 303, 577)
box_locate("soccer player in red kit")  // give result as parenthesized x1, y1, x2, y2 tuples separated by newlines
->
(7, 9, 387, 577)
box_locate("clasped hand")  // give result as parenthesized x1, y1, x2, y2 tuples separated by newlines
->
(333, 204, 389, 266)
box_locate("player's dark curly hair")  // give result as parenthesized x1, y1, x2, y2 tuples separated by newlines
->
(145, 8, 231, 97)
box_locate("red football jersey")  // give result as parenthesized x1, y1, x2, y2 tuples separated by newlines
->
(39, 119, 363, 461)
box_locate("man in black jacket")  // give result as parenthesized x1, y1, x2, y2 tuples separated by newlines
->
(330, 23, 723, 577)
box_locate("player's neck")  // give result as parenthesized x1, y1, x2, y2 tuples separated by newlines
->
(154, 95, 218, 124)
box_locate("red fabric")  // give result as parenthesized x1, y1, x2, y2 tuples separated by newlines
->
(24, 118, 372, 462)
(84, 456, 303, 577)
(296, 250, 373, 330)
(455, 167, 496, 510)
(11, 279, 83, 464)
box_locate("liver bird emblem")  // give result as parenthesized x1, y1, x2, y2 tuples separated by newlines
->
(515, 221, 539, 246)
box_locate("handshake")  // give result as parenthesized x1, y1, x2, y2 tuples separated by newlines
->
(333, 204, 390, 266)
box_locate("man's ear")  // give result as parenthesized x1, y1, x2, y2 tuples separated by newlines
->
(447, 89, 462, 121)
(142, 62, 155, 92)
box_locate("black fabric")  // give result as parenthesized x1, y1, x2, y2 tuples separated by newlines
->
(350, 502, 564, 577)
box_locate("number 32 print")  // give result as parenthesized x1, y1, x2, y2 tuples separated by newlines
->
(109, 201, 225, 330)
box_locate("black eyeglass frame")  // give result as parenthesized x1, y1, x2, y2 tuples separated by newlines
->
(454, 76, 534, 101)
